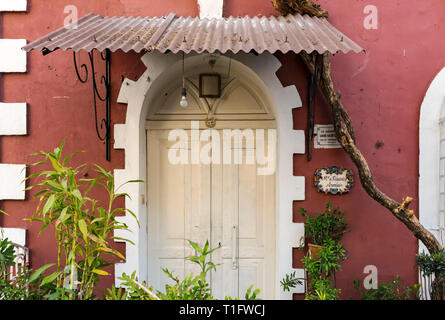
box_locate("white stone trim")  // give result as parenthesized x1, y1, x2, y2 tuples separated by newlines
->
(197, 0, 223, 19)
(114, 52, 305, 299)
(0, 228, 26, 246)
(0, 103, 27, 135)
(0, 164, 26, 200)
(0, 39, 27, 73)
(0, 0, 27, 12)
(419, 66, 445, 253)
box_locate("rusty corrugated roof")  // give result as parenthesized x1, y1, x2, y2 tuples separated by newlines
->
(23, 12, 363, 54)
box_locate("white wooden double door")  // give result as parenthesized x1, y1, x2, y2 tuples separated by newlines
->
(147, 129, 276, 299)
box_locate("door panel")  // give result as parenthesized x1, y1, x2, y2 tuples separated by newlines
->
(238, 259, 265, 296)
(147, 129, 275, 299)
(211, 157, 239, 299)
(210, 132, 276, 299)
(147, 130, 210, 291)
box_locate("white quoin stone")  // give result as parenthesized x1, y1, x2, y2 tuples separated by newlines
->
(0, 39, 27, 73)
(0, 164, 26, 200)
(198, 0, 223, 19)
(0, 228, 26, 246)
(0, 0, 27, 12)
(0, 103, 27, 135)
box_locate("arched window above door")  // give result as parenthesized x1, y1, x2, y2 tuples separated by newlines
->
(146, 62, 275, 123)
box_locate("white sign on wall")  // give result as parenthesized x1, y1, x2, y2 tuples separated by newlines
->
(314, 124, 341, 149)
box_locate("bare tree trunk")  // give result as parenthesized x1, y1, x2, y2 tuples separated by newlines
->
(432, 277, 445, 300)
(299, 51, 443, 255)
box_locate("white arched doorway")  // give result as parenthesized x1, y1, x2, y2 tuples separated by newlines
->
(419, 67, 445, 253)
(146, 57, 278, 299)
(113, 52, 306, 299)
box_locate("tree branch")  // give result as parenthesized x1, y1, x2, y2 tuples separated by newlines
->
(131, 279, 161, 300)
(299, 52, 443, 254)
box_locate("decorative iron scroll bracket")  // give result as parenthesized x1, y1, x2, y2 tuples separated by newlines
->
(307, 53, 322, 162)
(73, 49, 111, 161)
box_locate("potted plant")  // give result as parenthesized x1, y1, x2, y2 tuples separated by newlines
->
(280, 239, 346, 299)
(300, 239, 346, 300)
(300, 201, 349, 259)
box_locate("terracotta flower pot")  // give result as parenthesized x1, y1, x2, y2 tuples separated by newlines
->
(308, 243, 325, 260)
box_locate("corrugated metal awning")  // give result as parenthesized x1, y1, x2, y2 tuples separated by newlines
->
(23, 12, 363, 55)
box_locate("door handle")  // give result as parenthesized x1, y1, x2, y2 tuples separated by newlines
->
(232, 225, 238, 270)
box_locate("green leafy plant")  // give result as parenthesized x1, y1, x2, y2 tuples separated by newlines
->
(1, 265, 37, 300)
(416, 250, 445, 278)
(305, 278, 341, 300)
(105, 271, 159, 300)
(185, 239, 221, 299)
(300, 238, 346, 300)
(25, 142, 140, 299)
(300, 201, 349, 246)
(225, 285, 261, 300)
(104, 240, 261, 300)
(0, 262, 74, 300)
(302, 239, 346, 279)
(280, 202, 349, 300)
(280, 271, 304, 292)
(0, 238, 16, 276)
(0, 238, 30, 300)
(353, 276, 420, 300)
(103, 283, 128, 300)
(416, 249, 445, 300)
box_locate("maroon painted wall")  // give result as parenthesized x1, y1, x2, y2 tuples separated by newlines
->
(1, 0, 444, 299)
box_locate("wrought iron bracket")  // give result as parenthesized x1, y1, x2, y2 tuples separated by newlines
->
(73, 49, 111, 161)
(307, 53, 322, 162)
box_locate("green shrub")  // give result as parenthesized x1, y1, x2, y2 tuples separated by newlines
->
(416, 250, 445, 300)
(301, 239, 346, 300)
(302, 239, 346, 279)
(300, 201, 349, 246)
(105, 240, 261, 300)
(353, 276, 420, 300)
(0, 238, 16, 276)
(281, 202, 349, 300)
(416, 250, 445, 278)
(280, 271, 304, 292)
(25, 142, 140, 299)
(305, 278, 341, 300)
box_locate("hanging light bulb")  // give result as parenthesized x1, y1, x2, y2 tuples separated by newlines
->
(180, 52, 188, 108)
(180, 87, 188, 108)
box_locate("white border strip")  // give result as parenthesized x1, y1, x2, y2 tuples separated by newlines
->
(0, 103, 27, 135)
(198, 0, 223, 18)
(0, 0, 27, 12)
(0, 228, 26, 246)
(0, 164, 26, 200)
(0, 39, 27, 73)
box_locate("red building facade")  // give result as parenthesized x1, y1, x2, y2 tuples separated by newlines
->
(1, 0, 444, 299)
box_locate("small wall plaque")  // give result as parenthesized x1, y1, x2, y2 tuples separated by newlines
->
(314, 166, 354, 195)
(314, 125, 341, 149)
